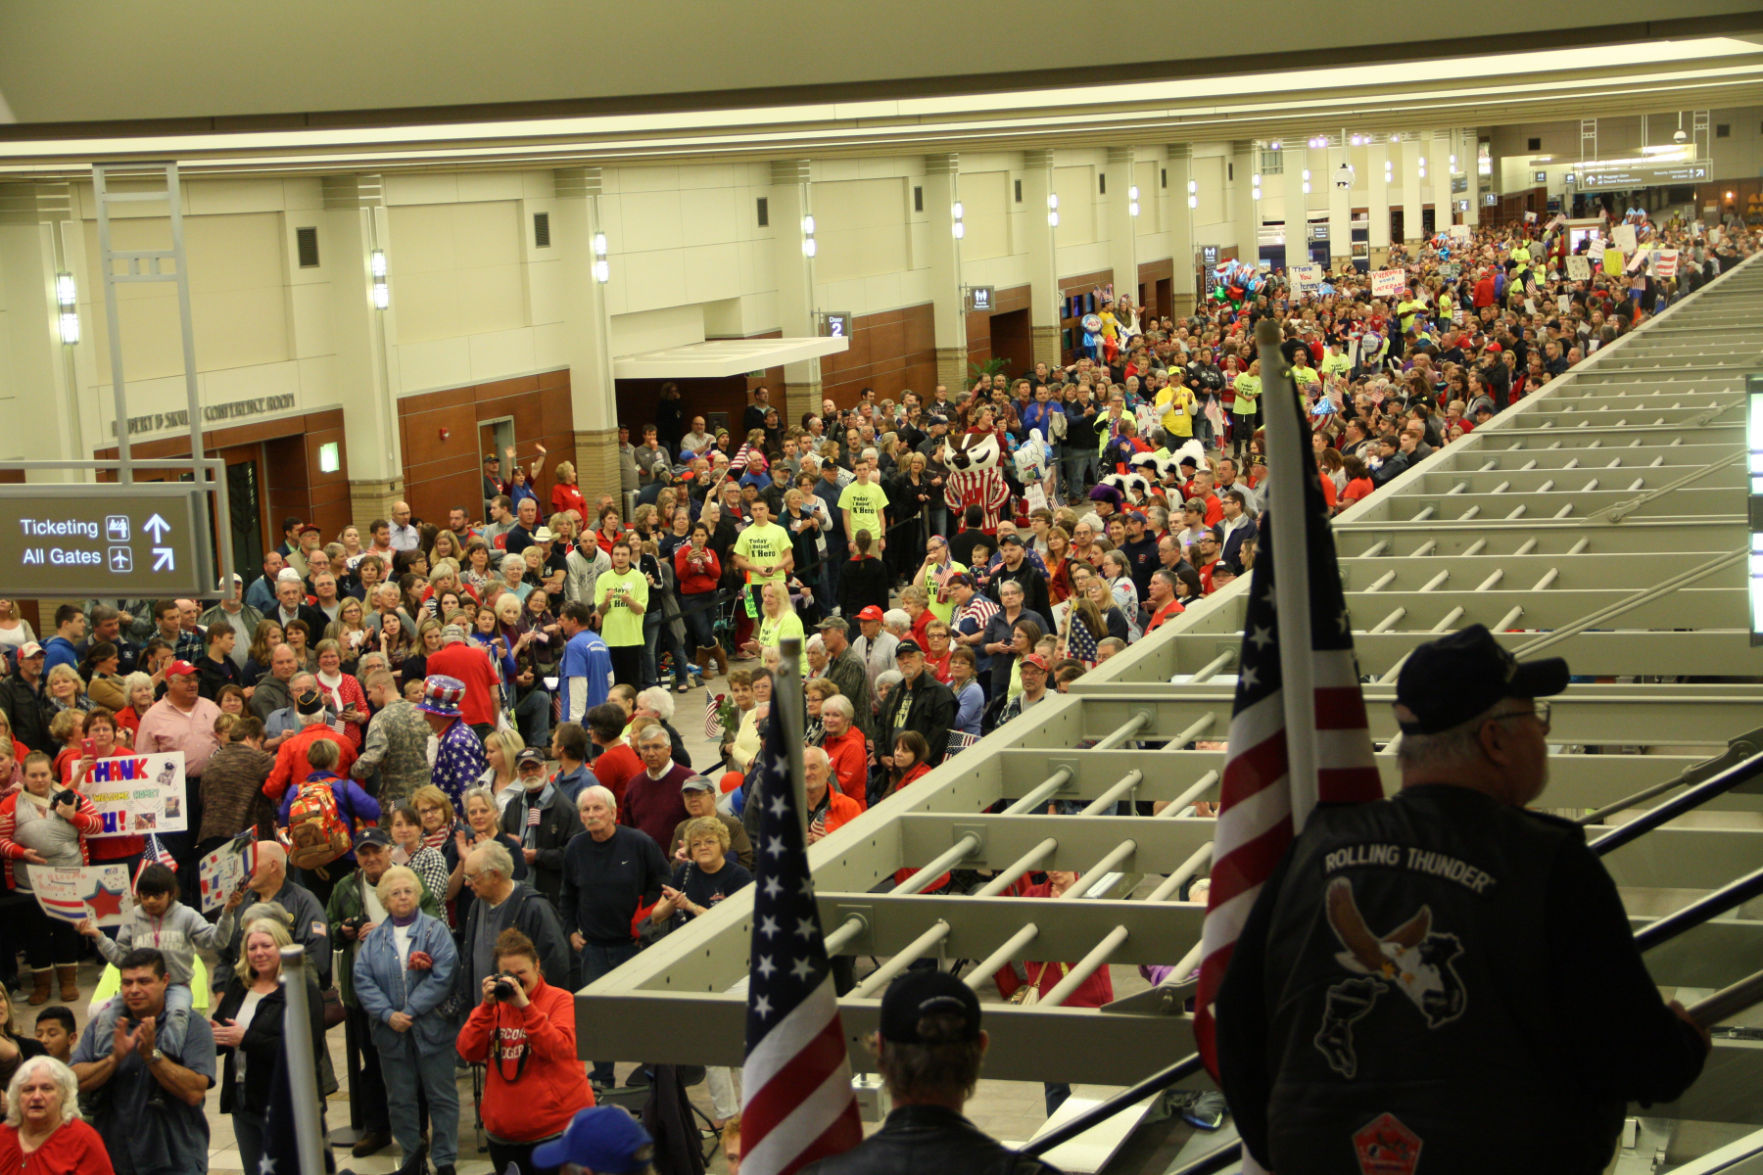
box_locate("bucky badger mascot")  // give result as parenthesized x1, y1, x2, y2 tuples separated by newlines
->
(944, 429, 1011, 534)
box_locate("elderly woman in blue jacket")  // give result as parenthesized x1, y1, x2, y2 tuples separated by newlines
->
(352, 864, 461, 1175)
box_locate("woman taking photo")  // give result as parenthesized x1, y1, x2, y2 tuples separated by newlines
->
(0, 753, 100, 1004)
(674, 521, 723, 680)
(352, 865, 460, 1175)
(388, 804, 451, 905)
(211, 916, 324, 1174)
(0, 1056, 111, 1174)
(456, 927, 595, 1175)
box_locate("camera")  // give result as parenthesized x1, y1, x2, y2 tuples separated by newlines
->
(491, 972, 520, 1001)
(340, 916, 366, 936)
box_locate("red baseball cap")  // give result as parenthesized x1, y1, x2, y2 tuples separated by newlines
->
(164, 660, 199, 678)
(856, 605, 885, 622)
(1021, 653, 1050, 672)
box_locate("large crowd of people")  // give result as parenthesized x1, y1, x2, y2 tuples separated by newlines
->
(0, 209, 1754, 1174)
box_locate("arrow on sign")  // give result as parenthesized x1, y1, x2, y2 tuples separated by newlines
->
(144, 514, 171, 541)
(152, 547, 175, 572)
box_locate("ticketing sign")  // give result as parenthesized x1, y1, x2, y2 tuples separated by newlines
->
(0, 484, 212, 596)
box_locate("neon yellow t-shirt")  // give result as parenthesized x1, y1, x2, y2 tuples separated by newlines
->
(733, 522, 792, 585)
(837, 482, 890, 547)
(1320, 352, 1352, 378)
(924, 560, 969, 624)
(593, 568, 648, 647)
(1232, 374, 1262, 416)
(1155, 385, 1196, 438)
(758, 611, 807, 674)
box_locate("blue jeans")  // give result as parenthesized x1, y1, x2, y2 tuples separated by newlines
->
(580, 941, 641, 1085)
(380, 1035, 460, 1166)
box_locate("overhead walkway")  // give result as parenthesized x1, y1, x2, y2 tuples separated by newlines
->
(579, 254, 1763, 1171)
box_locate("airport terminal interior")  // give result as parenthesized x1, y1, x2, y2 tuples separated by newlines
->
(4, 5, 1763, 1173)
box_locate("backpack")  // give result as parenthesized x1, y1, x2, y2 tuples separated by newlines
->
(285, 778, 352, 871)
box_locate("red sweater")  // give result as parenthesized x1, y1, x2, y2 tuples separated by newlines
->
(674, 545, 722, 596)
(263, 725, 358, 804)
(425, 642, 501, 729)
(992, 878, 1116, 1008)
(456, 977, 595, 1142)
(820, 728, 868, 810)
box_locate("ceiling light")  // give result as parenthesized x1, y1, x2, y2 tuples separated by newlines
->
(55, 273, 76, 308)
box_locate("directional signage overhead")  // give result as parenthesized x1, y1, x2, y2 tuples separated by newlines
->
(0, 484, 212, 597)
(1578, 160, 1710, 189)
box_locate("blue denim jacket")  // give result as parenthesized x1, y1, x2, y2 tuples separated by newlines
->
(352, 911, 458, 1053)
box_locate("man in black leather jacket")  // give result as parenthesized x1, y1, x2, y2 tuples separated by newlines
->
(804, 970, 1063, 1175)
(1217, 626, 1709, 1175)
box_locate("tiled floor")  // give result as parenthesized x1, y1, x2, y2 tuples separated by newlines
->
(23, 665, 1170, 1175)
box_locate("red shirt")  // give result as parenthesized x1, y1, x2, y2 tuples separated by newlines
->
(263, 725, 357, 804)
(551, 482, 587, 520)
(425, 642, 502, 729)
(1147, 598, 1186, 632)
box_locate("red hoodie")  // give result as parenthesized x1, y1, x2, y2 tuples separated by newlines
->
(456, 975, 595, 1142)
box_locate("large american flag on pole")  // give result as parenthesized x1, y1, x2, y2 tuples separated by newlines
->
(1192, 330, 1383, 1080)
(741, 702, 863, 1175)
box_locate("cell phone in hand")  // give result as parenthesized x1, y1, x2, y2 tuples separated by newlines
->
(83, 738, 95, 758)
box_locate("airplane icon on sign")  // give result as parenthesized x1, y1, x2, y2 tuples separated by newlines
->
(108, 547, 132, 573)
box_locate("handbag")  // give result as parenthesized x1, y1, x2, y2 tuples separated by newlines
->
(322, 985, 346, 1029)
(1007, 962, 1067, 1007)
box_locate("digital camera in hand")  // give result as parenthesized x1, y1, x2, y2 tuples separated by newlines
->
(491, 972, 520, 1001)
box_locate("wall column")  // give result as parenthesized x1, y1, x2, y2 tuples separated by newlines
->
(1460, 128, 1482, 228)
(321, 175, 405, 528)
(1230, 140, 1260, 264)
(1427, 129, 1452, 231)
(554, 167, 622, 508)
(0, 184, 85, 475)
(1327, 142, 1354, 272)
(768, 159, 822, 424)
(1104, 147, 1138, 309)
(1366, 141, 1392, 268)
(1282, 145, 1309, 267)
(1162, 144, 1196, 317)
(1021, 150, 1062, 367)
(921, 154, 968, 391)
(1401, 134, 1425, 246)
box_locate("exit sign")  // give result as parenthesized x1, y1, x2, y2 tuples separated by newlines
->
(0, 484, 212, 596)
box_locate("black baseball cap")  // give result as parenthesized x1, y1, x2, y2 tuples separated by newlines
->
(515, 747, 548, 769)
(895, 639, 923, 657)
(355, 827, 393, 850)
(295, 689, 326, 717)
(879, 970, 982, 1044)
(997, 532, 1023, 546)
(1394, 624, 1569, 735)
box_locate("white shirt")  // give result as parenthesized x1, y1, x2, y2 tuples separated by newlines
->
(389, 523, 421, 552)
(392, 920, 414, 968)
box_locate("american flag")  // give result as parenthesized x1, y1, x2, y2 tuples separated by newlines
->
(527, 803, 543, 828)
(706, 690, 724, 739)
(146, 833, 176, 871)
(1192, 352, 1382, 1080)
(1068, 613, 1100, 666)
(741, 703, 863, 1175)
(941, 731, 979, 762)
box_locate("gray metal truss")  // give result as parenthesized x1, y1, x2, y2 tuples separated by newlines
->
(577, 255, 1763, 1112)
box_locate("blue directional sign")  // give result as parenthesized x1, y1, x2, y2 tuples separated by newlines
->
(0, 484, 211, 596)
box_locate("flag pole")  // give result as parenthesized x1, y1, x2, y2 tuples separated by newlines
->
(1253, 317, 1320, 826)
(777, 636, 809, 842)
(280, 945, 328, 1175)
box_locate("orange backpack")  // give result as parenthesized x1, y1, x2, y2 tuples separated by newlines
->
(285, 778, 352, 872)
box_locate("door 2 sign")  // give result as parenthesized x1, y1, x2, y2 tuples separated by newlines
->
(0, 483, 211, 596)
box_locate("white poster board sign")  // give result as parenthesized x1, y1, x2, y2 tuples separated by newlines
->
(1565, 256, 1592, 282)
(197, 832, 259, 914)
(1612, 224, 1638, 254)
(85, 751, 187, 835)
(1371, 269, 1406, 298)
(32, 864, 132, 927)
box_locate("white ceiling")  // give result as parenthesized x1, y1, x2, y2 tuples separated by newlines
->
(612, 336, 849, 380)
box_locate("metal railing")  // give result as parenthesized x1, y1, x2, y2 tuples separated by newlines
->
(1588, 746, 1763, 857)
(1025, 811, 1763, 1167)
